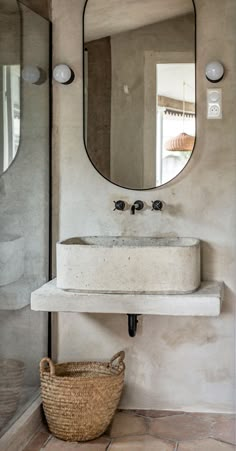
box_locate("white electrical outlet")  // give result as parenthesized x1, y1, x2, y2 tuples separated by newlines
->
(207, 88, 222, 119)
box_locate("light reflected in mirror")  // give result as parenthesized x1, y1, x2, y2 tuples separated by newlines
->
(157, 63, 195, 185)
(84, 0, 196, 190)
(0, 0, 21, 175)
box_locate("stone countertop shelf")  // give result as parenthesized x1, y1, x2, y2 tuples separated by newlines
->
(31, 279, 223, 316)
(0, 276, 48, 310)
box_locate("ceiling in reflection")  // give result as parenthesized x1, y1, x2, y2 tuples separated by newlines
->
(0, 0, 19, 13)
(85, 0, 193, 41)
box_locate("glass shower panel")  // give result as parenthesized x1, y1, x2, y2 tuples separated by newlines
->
(0, 2, 50, 437)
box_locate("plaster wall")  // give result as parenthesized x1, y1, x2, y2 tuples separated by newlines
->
(86, 37, 111, 179)
(0, 6, 49, 385)
(52, 0, 236, 413)
(84, 0, 193, 42)
(110, 14, 194, 189)
(0, 10, 20, 65)
(19, 0, 50, 19)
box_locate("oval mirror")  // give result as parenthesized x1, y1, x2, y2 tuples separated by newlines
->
(83, 0, 196, 190)
(0, 0, 21, 175)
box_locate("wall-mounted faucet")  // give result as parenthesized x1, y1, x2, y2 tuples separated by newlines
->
(131, 200, 144, 215)
(113, 199, 164, 213)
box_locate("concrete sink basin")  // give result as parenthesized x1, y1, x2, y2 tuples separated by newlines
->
(57, 237, 200, 293)
(0, 234, 24, 286)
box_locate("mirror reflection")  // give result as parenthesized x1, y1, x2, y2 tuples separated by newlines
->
(84, 0, 196, 190)
(0, 0, 21, 175)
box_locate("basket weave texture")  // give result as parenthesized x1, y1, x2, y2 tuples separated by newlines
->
(0, 359, 24, 430)
(40, 351, 125, 442)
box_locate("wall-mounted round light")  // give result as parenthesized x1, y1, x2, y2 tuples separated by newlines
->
(53, 64, 74, 84)
(205, 61, 225, 83)
(22, 65, 41, 84)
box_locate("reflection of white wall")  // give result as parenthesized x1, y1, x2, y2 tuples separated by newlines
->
(110, 14, 195, 189)
(157, 64, 195, 102)
(162, 154, 185, 183)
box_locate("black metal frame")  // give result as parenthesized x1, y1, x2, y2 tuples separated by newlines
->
(48, 19, 53, 358)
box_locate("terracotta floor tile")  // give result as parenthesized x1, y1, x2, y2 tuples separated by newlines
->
(23, 412, 235, 451)
(119, 409, 184, 419)
(44, 436, 110, 450)
(178, 438, 235, 450)
(23, 431, 51, 450)
(108, 412, 147, 438)
(109, 435, 176, 450)
(149, 413, 214, 441)
(210, 415, 236, 445)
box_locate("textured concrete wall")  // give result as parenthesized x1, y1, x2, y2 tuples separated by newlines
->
(52, 0, 236, 413)
(0, 7, 20, 65)
(0, 6, 49, 385)
(86, 37, 111, 179)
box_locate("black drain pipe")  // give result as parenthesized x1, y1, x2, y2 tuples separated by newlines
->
(127, 314, 140, 337)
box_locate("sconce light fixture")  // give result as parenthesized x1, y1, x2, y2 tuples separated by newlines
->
(53, 64, 74, 84)
(22, 65, 41, 84)
(205, 61, 225, 83)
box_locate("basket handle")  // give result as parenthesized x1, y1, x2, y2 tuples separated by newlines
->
(40, 357, 55, 376)
(110, 351, 125, 369)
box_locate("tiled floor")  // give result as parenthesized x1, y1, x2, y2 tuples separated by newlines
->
(24, 410, 236, 450)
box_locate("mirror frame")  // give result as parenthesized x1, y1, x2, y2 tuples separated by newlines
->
(82, 0, 197, 191)
(0, 0, 22, 176)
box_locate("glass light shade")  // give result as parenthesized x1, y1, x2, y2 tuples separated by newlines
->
(22, 65, 40, 84)
(205, 61, 224, 82)
(53, 64, 72, 84)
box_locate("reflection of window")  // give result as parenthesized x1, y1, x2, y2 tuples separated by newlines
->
(157, 110, 195, 185)
(2, 65, 20, 171)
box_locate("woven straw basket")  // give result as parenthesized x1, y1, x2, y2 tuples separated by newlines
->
(40, 351, 125, 442)
(0, 359, 24, 430)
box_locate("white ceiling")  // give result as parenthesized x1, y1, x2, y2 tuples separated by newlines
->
(157, 64, 195, 103)
(84, 0, 194, 42)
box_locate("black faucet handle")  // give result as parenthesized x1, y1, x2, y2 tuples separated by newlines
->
(152, 200, 163, 211)
(113, 200, 126, 211)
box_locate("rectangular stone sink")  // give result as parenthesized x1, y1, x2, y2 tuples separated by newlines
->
(57, 237, 200, 294)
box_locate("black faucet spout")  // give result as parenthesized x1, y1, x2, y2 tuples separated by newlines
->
(131, 200, 144, 215)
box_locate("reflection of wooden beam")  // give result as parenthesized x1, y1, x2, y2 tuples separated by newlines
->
(158, 95, 195, 113)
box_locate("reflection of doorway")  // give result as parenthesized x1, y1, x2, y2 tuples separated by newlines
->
(143, 52, 195, 187)
(156, 63, 195, 184)
(2, 65, 20, 172)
